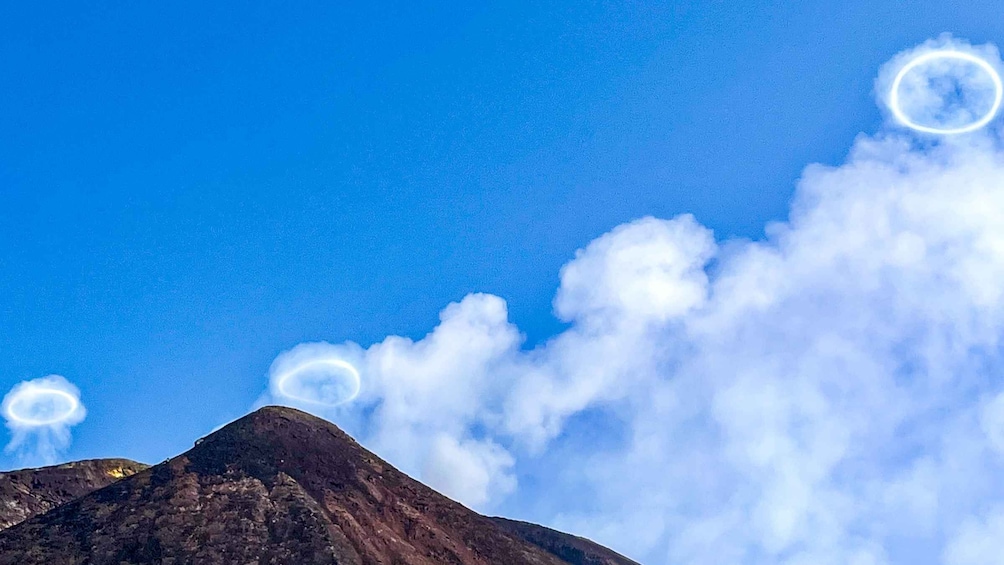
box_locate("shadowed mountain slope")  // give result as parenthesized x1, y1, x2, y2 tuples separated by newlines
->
(490, 518, 641, 565)
(0, 458, 148, 531)
(0, 406, 638, 565)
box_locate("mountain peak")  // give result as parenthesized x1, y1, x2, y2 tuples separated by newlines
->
(186, 405, 388, 492)
(0, 406, 638, 564)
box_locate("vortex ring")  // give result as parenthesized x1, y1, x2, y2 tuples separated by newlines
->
(890, 50, 1003, 135)
(274, 358, 361, 406)
(4, 387, 80, 426)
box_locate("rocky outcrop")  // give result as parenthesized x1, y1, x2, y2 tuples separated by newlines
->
(0, 458, 147, 530)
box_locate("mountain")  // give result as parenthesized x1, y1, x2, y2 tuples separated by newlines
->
(0, 458, 148, 530)
(490, 518, 640, 565)
(0, 406, 638, 565)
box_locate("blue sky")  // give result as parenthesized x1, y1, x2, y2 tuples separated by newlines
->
(6, 3, 1004, 564)
(0, 0, 969, 464)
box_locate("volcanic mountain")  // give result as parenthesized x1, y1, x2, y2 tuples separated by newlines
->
(0, 457, 148, 530)
(0, 406, 638, 565)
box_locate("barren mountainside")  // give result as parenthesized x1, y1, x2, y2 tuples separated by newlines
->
(0, 406, 638, 565)
(490, 518, 640, 565)
(0, 458, 148, 531)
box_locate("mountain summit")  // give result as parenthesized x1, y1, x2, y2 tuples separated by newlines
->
(0, 406, 637, 565)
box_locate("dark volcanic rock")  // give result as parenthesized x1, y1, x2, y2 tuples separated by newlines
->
(0, 406, 623, 565)
(0, 458, 148, 530)
(490, 517, 641, 565)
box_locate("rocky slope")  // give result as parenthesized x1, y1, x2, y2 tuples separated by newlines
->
(0, 457, 147, 530)
(0, 406, 639, 565)
(490, 518, 640, 565)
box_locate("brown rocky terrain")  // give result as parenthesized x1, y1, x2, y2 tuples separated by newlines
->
(0, 406, 639, 565)
(490, 518, 640, 565)
(0, 457, 148, 530)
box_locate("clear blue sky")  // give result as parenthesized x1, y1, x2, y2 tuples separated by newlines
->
(0, 1, 1000, 467)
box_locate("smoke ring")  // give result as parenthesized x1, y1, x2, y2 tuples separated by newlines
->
(3, 387, 81, 426)
(274, 358, 361, 407)
(889, 50, 1003, 135)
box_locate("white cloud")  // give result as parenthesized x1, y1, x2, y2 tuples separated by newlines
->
(554, 214, 714, 327)
(422, 434, 516, 508)
(943, 508, 1004, 565)
(876, 34, 1003, 134)
(263, 293, 522, 510)
(264, 36, 1004, 564)
(980, 392, 1004, 454)
(2, 375, 87, 467)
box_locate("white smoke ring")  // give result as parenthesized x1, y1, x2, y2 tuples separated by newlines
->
(274, 358, 361, 407)
(3, 387, 80, 426)
(889, 49, 1003, 135)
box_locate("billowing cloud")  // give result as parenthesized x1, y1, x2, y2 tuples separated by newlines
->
(264, 36, 1004, 564)
(422, 433, 516, 508)
(2, 375, 86, 466)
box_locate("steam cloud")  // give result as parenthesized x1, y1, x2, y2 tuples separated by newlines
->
(2, 375, 86, 466)
(879, 37, 1002, 135)
(266, 36, 1004, 564)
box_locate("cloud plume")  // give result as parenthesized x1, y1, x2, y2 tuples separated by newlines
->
(2, 375, 86, 467)
(264, 36, 1004, 564)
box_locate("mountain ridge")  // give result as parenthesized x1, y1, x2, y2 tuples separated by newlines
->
(0, 406, 639, 565)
